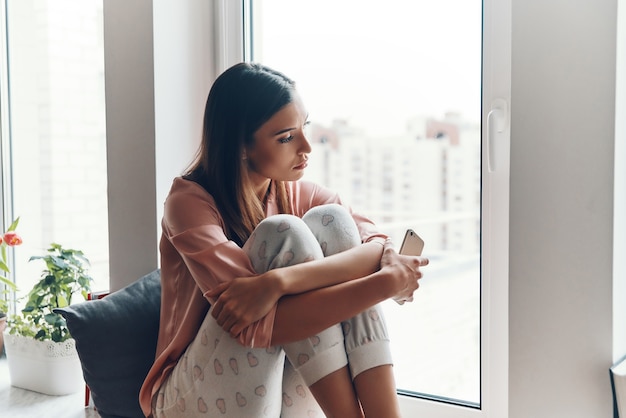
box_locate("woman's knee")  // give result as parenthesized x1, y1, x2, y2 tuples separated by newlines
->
(244, 214, 324, 272)
(302, 204, 361, 255)
(252, 215, 317, 249)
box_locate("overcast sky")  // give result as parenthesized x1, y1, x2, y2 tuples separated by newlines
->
(252, 0, 482, 135)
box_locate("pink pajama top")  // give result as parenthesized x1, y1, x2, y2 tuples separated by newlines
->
(139, 177, 386, 416)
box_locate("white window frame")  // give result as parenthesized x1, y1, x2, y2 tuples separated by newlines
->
(0, 0, 15, 237)
(215, 0, 511, 415)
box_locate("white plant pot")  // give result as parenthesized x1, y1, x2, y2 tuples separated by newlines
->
(3, 330, 84, 396)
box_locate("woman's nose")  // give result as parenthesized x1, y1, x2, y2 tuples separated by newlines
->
(300, 131, 312, 154)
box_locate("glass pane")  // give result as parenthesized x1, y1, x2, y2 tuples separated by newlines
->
(249, 0, 481, 404)
(5, 0, 109, 298)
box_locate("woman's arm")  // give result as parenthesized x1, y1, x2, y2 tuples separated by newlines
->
(276, 240, 386, 293)
(210, 241, 428, 343)
(207, 241, 382, 328)
(271, 256, 420, 345)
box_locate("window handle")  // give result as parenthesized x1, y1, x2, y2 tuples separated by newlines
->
(487, 98, 508, 172)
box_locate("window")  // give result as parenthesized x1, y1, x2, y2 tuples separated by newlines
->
(0, 0, 109, 300)
(227, 0, 512, 415)
(248, 0, 482, 405)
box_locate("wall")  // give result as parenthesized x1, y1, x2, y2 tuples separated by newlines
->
(152, 0, 216, 242)
(103, 0, 215, 291)
(103, 0, 157, 291)
(509, 0, 617, 416)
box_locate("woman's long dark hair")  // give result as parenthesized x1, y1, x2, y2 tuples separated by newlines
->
(184, 63, 295, 245)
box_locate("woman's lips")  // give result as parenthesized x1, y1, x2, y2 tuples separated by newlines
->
(294, 160, 308, 170)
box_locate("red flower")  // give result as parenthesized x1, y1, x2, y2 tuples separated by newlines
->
(3, 231, 23, 246)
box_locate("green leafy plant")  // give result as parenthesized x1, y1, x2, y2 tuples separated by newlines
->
(8, 243, 93, 342)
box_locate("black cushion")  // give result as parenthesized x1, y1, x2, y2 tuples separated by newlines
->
(55, 269, 161, 418)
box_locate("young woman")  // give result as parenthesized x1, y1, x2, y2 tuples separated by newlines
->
(139, 62, 428, 418)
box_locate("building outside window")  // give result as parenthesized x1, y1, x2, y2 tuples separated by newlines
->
(247, 0, 482, 405)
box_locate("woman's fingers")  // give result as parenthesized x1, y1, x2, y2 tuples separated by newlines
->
(211, 294, 250, 337)
(211, 295, 235, 327)
(211, 300, 223, 321)
(213, 304, 237, 334)
(209, 282, 235, 326)
(407, 255, 428, 270)
(389, 255, 428, 304)
(221, 316, 237, 335)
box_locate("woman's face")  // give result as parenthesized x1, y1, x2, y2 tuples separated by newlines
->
(246, 93, 311, 185)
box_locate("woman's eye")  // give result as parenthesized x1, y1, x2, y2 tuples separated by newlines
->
(279, 135, 294, 144)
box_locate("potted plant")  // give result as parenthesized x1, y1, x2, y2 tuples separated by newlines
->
(0, 217, 22, 356)
(3, 242, 93, 395)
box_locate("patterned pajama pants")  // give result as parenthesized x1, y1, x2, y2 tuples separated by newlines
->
(153, 204, 392, 417)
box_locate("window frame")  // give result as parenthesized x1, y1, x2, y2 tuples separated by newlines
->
(0, 0, 15, 238)
(216, 0, 512, 415)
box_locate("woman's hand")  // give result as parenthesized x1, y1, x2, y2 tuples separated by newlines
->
(206, 272, 283, 338)
(380, 239, 429, 304)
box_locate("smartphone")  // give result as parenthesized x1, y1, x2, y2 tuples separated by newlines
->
(399, 229, 424, 256)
